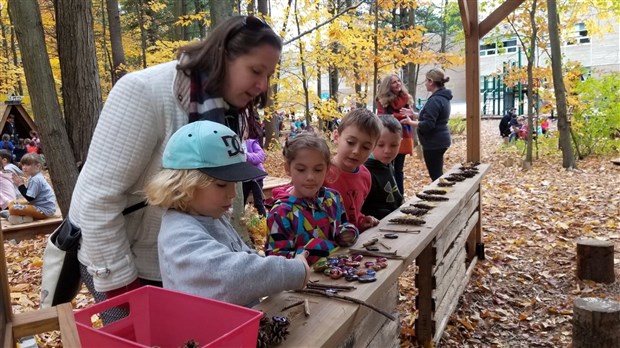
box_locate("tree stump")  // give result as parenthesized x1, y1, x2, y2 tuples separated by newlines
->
(573, 297, 620, 348)
(576, 239, 615, 284)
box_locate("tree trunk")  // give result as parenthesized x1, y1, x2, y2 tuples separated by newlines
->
(8, 23, 23, 95)
(174, 0, 188, 41)
(136, 0, 147, 68)
(576, 238, 615, 284)
(107, 0, 127, 83)
(328, 0, 340, 105)
(523, 0, 537, 169)
(264, 0, 293, 148)
(294, 0, 310, 126)
(193, 0, 206, 38)
(372, 0, 378, 111)
(257, 0, 268, 15)
(573, 297, 620, 348)
(546, 0, 575, 168)
(210, 0, 233, 29)
(8, 0, 78, 217)
(55, 0, 103, 167)
(403, 6, 417, 101)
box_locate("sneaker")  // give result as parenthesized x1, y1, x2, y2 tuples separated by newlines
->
(8, 215, 34, 225)
(0, 210, 9, 219)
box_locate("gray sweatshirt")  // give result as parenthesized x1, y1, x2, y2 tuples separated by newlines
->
(158, 209, 306, 307)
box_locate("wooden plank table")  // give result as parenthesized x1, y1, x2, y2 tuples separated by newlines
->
(254, 164, 489, 347)
(262, 176, 291, 199)
(1, 216, 62, 242)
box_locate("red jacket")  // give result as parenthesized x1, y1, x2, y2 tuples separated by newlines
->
(376, 94, 414, 155)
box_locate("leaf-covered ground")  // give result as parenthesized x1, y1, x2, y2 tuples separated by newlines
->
(3, 119, 619, 347)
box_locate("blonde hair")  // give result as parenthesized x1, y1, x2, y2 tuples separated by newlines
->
(376, 74, 412, 108)
(145, 169, 215, 212)
(426, 68, 450, 88)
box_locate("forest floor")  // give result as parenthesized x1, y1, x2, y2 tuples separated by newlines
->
(3, 119, 620, 347)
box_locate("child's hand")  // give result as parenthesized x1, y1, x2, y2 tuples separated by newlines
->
(11, 173, 24, 186)
(360, 216, 380, 231)
(294, 250, 310, 287)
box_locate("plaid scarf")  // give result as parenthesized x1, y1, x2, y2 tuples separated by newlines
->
(188, 71, 245, 135)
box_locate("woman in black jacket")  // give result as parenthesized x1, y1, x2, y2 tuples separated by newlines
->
(411, 68, 453, 181)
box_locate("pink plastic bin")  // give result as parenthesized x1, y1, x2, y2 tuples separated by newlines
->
(74, 286, 262, 347)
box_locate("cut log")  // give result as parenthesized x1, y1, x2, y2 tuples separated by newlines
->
(576, 238, 615, 284)
(611, 158, 620, 166)
(573, 297, 620, 348)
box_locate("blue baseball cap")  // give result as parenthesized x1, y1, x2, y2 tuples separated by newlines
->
(162, 121, 266, 182)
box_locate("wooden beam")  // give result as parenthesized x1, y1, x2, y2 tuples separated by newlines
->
(479, 0, 525, 38)
(458, 0, 470, 37)
(465, 0, 481, 162)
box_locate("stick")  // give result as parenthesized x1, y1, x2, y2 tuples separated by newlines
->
(377, 240, 392, 250)
(348, 249, 404, 259)
(307, 282, 357, 291)
(296, 289, 395, 321)
(303, 299, 310, 317)
(280, 300, 305, 312)
(379, 227, 421, 234)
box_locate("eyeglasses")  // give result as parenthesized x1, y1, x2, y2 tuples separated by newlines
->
(224, 16, 271, 47)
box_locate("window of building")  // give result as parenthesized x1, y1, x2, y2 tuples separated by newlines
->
(480, 42, 496, 56)
(567, 22, 590, 45)
(480, 38, 518, 56)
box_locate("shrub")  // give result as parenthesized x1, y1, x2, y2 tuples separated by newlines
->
(448, 117, 466, 135)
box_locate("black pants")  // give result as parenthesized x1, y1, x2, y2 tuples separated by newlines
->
(422, 148, 448, 182)
(392, 153, 406, 195)
(242, 179, 266, 216)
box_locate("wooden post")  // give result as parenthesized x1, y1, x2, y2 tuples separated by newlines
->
(576, 239, 615, 284)
(415, 244, 435, 345)
(573, 297, 620, 348)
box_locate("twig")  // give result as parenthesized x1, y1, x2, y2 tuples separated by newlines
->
(280, 300, 305, 312)
(348, 249, 403, 259)
(303, 299, 310, 317)
(307, 282, 357, 291)
(379, 227, 421, 234)
(296, 289, 395, 321)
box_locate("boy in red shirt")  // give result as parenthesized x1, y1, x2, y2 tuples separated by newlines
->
(324, 109, 382, 232)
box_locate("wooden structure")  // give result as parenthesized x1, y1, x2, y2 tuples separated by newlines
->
(1, 217, 62, 242)
(0, 97, 38, 140)
(255, 164, 489, 346)
(573, 297, 620, 347)
(576, 238, 615, 284)
(1, 226, 80, 347)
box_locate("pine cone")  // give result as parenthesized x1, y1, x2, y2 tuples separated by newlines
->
(423, 189, 447, 195)
(412, 202, 436, 210)
(269, 316, 290, 345)
(400, 206, 429, 216)
(437, 178, 456, 187)
(416, 193, 449, 201)
(388, 216, 426, 225)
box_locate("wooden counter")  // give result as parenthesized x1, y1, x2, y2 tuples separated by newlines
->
(254, 164, 489, 347)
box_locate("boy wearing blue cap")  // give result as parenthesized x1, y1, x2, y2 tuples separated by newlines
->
(144, 121, 309, 307)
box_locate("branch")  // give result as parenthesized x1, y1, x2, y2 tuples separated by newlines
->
(283, 1, 369, 45)
(296, 289, 396, 321)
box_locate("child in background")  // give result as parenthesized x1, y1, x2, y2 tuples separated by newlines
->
(324, 109, 382, 232)
(25, 139, 38, 154)
(362, 115, 404, 220)
(0, 161, 17, 211)
(265, 132, 359, 266)
(242, 117, 267, 216)
(13, 138, 27, 163)
(0, 149, 23, 176)
(8, 154, 57, 225)
(145, 121, 309, 307)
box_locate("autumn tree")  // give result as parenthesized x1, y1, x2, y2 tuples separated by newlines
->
(107, 0, 127, 83)
(546, 0, 574, 168)
(8, 0, 77, 216)
(55, 0, 103, 166)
